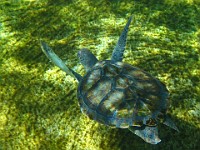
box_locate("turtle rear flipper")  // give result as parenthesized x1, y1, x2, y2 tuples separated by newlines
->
(163, 116, 179, 132)
(129, 126, 161, 144)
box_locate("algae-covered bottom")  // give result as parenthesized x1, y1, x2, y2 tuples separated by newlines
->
(0, 0, 199, 149)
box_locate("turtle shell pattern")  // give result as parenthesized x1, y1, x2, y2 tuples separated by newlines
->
(78, 60, 168, 128)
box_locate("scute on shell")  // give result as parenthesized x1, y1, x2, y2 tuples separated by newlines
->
(78, 60, 168, 128)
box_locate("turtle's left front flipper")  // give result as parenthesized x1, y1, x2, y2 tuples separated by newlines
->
(40, 41, 82, 82)
(129, 126, 161, 144)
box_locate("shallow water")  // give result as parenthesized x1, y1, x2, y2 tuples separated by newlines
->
(0, 0, 199, 149)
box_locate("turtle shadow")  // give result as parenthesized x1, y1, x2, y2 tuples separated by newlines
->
(95, 116, 200, 150)
(0, 70, 79, 116)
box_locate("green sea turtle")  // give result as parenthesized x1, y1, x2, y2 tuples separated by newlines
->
(40, 16, 178, 144)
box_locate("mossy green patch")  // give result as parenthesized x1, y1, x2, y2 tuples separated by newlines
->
(0, 0, 199, 149)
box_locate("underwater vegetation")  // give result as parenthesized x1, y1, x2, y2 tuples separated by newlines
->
(0, 0, 199, 149)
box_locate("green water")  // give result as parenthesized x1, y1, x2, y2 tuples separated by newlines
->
(0, 0, 199, 149)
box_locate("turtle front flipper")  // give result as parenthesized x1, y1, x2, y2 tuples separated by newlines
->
(40, 41, 82, 82)
(129, 126, 161, 144)
(111, 16, 133, 62)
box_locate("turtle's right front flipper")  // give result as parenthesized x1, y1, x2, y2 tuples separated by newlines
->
(40, 41, 82, 82)
(111, 16, 133, 62)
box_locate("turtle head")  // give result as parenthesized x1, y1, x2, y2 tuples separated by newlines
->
(77, 48, 98, 72)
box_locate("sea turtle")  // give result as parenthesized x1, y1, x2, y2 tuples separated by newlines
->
(40, 16, 178, 144)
